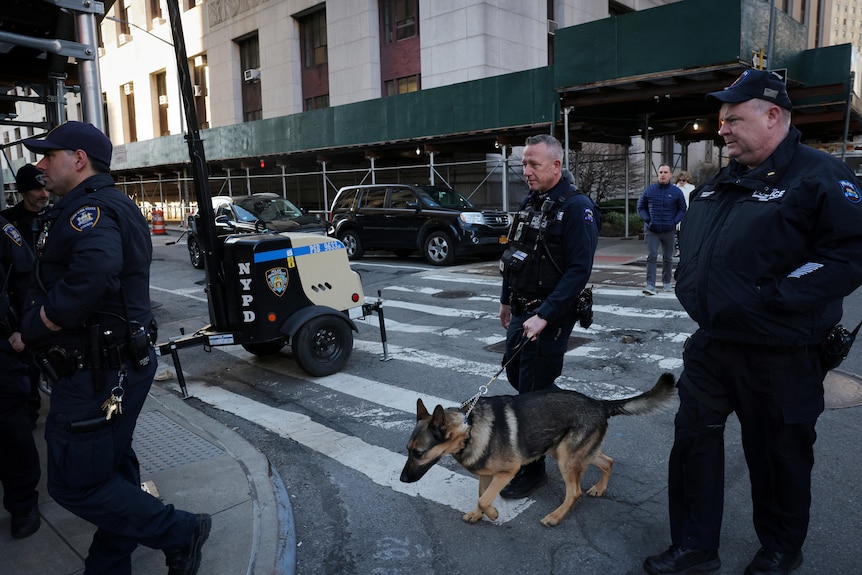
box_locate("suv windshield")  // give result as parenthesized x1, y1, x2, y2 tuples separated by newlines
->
(415, 186, 474, 209)
(236, 197, 304, 222)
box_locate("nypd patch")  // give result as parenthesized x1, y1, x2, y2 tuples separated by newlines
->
(70, 206, 101, 231)
(583, 208, 595, 225)
(3, 223, 23, 246)
(839, 180, 861, 204)
(266, 267, 289, 297)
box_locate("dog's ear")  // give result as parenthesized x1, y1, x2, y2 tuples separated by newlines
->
(431, 404, 447, 429)
(416, 398, 430, 420)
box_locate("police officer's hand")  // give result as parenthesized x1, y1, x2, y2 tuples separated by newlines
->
(499, 303, 512, 330)
(522, 314, 548, 341)
(8, 331, 24, 352)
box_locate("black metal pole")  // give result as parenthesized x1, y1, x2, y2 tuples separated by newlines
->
(164, 0, 230, 330)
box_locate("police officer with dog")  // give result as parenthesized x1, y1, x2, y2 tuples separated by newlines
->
(644, 70, 862, 575)
(19, 121, 210, 575)
(498, 133, 600, 498)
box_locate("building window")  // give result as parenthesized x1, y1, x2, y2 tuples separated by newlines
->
(305, 94, 330, 111)
(381, 0, 417, 43)
(154, 71, 170, 136)
(191, 53, 210, 129)
(148, 0, 164, 27)
(297, 8, 329, 111)
(116, 0, 132, 36)
(384, 74, 420, 96)
(300, 9, 328, 67)
(122, 82, 137, 143)
(238, 34, 262, 122)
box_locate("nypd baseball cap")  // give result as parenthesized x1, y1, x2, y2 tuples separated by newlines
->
(15, 163, 45, 192)
(23, 121, 113, 166)
(707, 69, 793, 111)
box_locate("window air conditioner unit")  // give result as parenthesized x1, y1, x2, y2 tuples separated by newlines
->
(193, 85, 204, 97)
(158, 95, 168, 106)
(97, 46, 106, 57)
(243, 68, 261, 82)
(547, 20, 558, 35)
(118, 33, 133, 45)
(153, 17, 166, 27)
(123, 83, 133, 95)
(193, 55, 207, 68)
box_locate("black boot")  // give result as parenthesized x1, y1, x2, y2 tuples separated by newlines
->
(500, 457, 547, 499)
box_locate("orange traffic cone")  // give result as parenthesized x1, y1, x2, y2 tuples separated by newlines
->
(152, 209, 166, 235)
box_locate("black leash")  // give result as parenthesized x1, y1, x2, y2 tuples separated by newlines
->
(460, 333, 530, 419)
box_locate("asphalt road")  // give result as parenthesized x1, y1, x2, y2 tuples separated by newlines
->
(150, 235, 862, 575)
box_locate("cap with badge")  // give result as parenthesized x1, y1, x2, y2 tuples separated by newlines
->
(15, 163, 44, 193)
(22, 120, 113, 167)
(706, 69, 793, 111)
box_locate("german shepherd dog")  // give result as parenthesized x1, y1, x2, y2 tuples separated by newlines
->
(400, 373, 676, 526)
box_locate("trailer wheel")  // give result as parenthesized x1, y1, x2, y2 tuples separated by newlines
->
(423, 230, 455, 266)
(188, 236, 205, 269)
(339, 229, 364, 260)
(242, 338, 286, 356)
(293, 316, 353, 376)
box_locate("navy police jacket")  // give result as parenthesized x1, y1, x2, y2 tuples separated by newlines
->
(20, 173, 154, 348)
(500, 174, 599, 323)
(675, 126, 862, 347)
(0, 215, 35, 319)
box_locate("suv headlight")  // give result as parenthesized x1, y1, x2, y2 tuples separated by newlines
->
(459, 212, 483, 225)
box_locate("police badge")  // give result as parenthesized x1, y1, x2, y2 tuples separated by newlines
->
(266, 267, 289, 297)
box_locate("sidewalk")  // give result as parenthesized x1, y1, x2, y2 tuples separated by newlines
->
(0, 376, 294, 575)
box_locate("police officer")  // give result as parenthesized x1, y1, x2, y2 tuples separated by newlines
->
(20, 121, 210, 575)
(644, 70, 862, 575)
(2, 163, 51, 428)
(498, 134, 600, 498)
(0, 214, 40, 539)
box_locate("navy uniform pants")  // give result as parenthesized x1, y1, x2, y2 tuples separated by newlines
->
(0, 343, 40, 515)
(503, 309, 577, 393)
(668, 329, 824, 554)
(45, 347, 195, 575)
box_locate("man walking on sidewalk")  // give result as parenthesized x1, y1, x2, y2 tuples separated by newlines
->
(637, 164, 686, 295)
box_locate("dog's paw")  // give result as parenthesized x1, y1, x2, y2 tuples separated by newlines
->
(540, 513, 561, 527)
(586, 484, 607, 497)
(482, 505, 499, 521)
(462, 509, 484, 523)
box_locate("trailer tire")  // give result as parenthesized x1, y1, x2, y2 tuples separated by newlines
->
(293, 315, 353, 376)
(188, 236, 205, 269)
(339, 229, 364, 260)
(242, 338, 286, 356)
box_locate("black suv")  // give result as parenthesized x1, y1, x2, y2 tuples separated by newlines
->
(327, 184, 511, 266)
(187, 193, 326, 268)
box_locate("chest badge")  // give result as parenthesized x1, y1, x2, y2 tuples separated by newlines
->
(70, 206, 101, 231)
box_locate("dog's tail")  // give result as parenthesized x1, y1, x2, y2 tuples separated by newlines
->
(605, 373, 676, 417)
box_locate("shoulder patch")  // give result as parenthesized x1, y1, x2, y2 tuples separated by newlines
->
(3, 223, 22, 246)
(583, 207, 595, 225)
(70, 206, 101, 231)
(839, 180, 861, 204)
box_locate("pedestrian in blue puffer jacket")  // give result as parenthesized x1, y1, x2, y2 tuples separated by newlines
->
(637, 163, 686, 294)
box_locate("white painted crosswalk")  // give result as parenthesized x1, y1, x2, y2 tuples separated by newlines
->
(157, 272, 693, 522)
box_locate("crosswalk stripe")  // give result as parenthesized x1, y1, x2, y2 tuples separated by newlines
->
(182, 381, 533, 523)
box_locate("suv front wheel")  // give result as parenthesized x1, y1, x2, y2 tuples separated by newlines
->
(423, 230, 455, 266)
(339, 229, 364, 260)
(188, 236, 205, 269)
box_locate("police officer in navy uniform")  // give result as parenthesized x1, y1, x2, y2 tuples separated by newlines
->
(2, 163, 51, 428)
(0, 214, 41, 539)
(20, 121, 210, 575)
(498, 134, 600, 498)
(644, 70, 862, 575)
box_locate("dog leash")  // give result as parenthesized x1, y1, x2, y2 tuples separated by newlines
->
(460, 333, 530, 420)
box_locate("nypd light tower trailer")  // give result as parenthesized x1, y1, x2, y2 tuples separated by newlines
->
(154, 0, 387, 394)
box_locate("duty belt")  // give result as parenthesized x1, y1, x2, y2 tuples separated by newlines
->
(34, 342, 133, 384)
